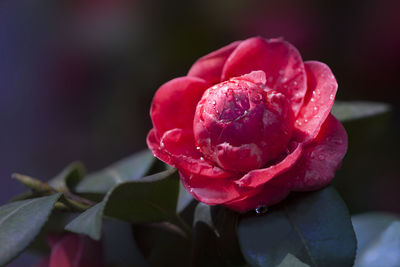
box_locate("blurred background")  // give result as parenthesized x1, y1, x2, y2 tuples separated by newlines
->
(1, 0, 399, 265)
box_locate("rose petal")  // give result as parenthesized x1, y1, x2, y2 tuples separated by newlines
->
(235, 142, 303, 188)
(223, 184, 290, 213)
(273, 114, 348, 191)
(147, 128, 234, 179)
(180, 171, 245, 205)
(49, 234, 104, 267)
(294, 61, 338, 143)
(34, 257, 50, 267)
(188, 41, 241, 84)
(150, 76, 210, 137)
(222, 37, 307, 116)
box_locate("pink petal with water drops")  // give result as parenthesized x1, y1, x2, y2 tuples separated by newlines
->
(150, 76, 210, 137)
(272, 114, 347, 191)
(294, 61, 338, 143)
(221, 37, 307, 116)
(188, 41, 241, 84)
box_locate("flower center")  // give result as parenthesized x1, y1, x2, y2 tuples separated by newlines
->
(193, 72, 294, 172)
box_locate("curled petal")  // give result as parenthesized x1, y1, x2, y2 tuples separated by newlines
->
(294, 61, 338, 143)
(147, 129, 174, 166)
(223, 184, 290, 213)
(222, 37, 307, 116)
(235, 142, 303, 188)
(273, 114, 348, 191)
(180, 171, 245, 205)
(150, 76, 209, 137)
(147, 128, 234, 179)
(188, 41, 241, 84)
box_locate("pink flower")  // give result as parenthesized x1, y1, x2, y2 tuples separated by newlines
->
(34, 233, 104, 267)
(147, 37, 347, 212)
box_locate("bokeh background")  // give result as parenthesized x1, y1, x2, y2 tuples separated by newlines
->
(1, 0, 399, 265)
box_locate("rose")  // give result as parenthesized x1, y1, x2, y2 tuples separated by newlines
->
(147, 37, 347, 212)
(34, 233, 104, 267)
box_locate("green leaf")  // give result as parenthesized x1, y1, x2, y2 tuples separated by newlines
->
(192, 203, 246, 267)
(352, 212, 400, 255)
(65, 202, 105, 240)
(49, 161, 85, 192)
(277, 254, 310, 267)
(104, 168, 180, 223)
(331, 101, 391, 122)
(352, 213, 400, 267)
(0, 193, 61, 266)
(237, 186, 356, 267)
(355, 221, 400, 267)
(66, 169, 180, 240)
(75, 149, 156, 194)
(102, 218, 148, 266)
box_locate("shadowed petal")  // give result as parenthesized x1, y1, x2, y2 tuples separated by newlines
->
(273, 114, 348, 191)
(180, 171, 245, 205)
(223, 184, 289, 213)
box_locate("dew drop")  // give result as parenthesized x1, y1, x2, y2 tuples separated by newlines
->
(200, 157, 204, 161)
(310, 98, 315, 102)
(313, 106, 318, 112)
(329, 94, 334, 100)
(255, 206, 268, 214)
(196, 146, 201, 151)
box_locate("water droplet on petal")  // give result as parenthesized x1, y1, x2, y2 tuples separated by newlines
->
(329, 94, 334, 100)
(255, 206, 268, 214)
